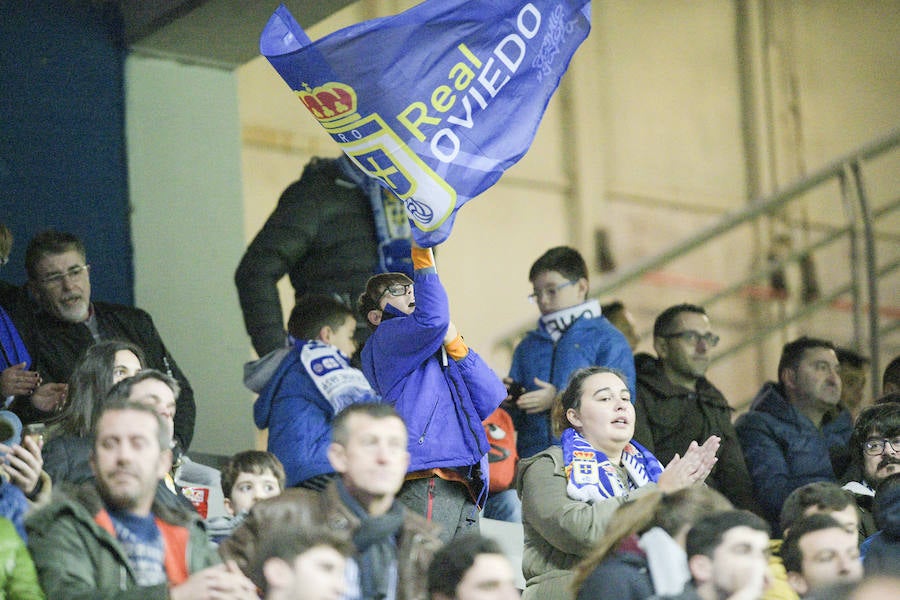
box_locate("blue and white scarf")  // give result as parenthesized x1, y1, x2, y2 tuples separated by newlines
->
(561, 428, 663, 502)
(299, 340, 380, 415)
(539, 299, 601, 342)
(338, 155, 414, 277)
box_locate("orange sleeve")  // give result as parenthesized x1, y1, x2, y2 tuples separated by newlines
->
(444, 334, 469, 360)
(411, 246, 435, 270)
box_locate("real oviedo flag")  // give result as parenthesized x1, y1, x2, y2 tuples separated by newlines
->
(260, 0, 591, 246)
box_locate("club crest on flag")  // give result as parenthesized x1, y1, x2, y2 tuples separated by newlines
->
(261, 0, 591, 246)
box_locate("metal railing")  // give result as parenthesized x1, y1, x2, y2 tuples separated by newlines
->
(495, 127, 900, 401)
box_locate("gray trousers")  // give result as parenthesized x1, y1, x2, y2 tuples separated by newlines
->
(396, 476, 480, 544)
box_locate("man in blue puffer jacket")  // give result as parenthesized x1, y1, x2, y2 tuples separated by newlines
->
(736, 336, 853, 535)
(358, 243, 505, 543)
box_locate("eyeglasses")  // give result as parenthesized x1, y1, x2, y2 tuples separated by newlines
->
(379, 283, 412, 300)
(528, 280, 577, 303)
(660, 330, 720, 347)
(863, 437, 900, 456)
(37, 264, 90, 287)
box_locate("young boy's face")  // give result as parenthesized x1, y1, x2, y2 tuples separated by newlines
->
(326, 315, 358, 357)
(530, 270, 586, 315)
(379, 282, 415, 315)
(225, 469, 283, 516)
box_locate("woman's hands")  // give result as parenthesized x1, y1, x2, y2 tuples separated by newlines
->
(657, 435, 720, 493)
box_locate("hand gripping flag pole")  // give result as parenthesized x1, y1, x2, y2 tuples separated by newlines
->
(260, 0, 591, 247)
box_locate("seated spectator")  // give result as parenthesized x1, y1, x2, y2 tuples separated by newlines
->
(781, 513, 862, 597)
(207, 450, 285, 544)
(249, 528, 353, 600)
(358, 243, 505, 541)
(516, 366, 719, 600)
(861, 473, 900, 576)
(0, 515, 44, 599)
(253, 294, 379, 489)
(659, 510, 770, 600)
(601, 300, 640, 350)
(836, 347, 870, 420)
(0, 223, 51, 413)
(882, 354, 900, 395)
(735, 336, 852, 534)
(573, 486, 732, 600)
(223, 403, 443, 600)
(633, 303, 760, 513)
(26, 399, 256, 599)
(427, 533, 519, 600)
(41, 339, 144, 485)
(5, 230, 196, 451)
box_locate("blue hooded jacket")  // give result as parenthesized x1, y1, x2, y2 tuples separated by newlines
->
(360, 266, 505, 503)
(508, 314, 636, 459)
(254, 341, 379, 487)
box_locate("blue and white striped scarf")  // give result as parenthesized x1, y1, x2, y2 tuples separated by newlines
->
(561, 428, 663, 502)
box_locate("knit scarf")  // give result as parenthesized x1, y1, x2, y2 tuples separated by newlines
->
(298, 340, 379, 415)
(338, 155, 413, 277)
(539, 299, 601, 342)
(337, 479, 404, 600)
(561, 428, 663, 502)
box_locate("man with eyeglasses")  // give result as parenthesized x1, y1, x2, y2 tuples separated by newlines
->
(632, 303, 759, 513)
(4, 230, 197, 452)
(736, 337, 853, 535)
(842, 402, 900, 531)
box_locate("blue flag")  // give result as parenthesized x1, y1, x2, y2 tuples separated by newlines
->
(261, 0, 591, 246)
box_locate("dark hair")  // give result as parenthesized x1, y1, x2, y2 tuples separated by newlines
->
(653, 303, 707, 338)
(686, 510, 770, 560)
(427, 533, 504, 596)
(573, 487, 732, 592)
(94, 399, 171, 451)
(883, 354, 900, 393)
(835, 347, 868, 369)
(781, 513, 844, 574)
(220, 450, 286, 500)
(288, 294, 355, 341)
(777, 336, 836, 382)
(779, 482, 855, 534)
(552, 366, 629, 436)
(528, 246, 588, 282)
(225, 491, 355, 593)
(357, 272, 414, 330)
(601, 301, 625, 318)
(105, 368, 180, 406)
(331, 402, 404, 446)
(25, 229, 86, 281)
(848, 403, 900, 470)
(47, 340, 146, 438)
(873, 473, 900, 531)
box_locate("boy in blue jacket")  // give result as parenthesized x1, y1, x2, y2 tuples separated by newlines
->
(358, 243, 505, 543)
(253, 294, 380, 489)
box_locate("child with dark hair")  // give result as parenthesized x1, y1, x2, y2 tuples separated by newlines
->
(253, 294, 380, 489)
(206, 450, 285, 544)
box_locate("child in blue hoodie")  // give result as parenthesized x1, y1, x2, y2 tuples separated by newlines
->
(357, 243, 505, 542)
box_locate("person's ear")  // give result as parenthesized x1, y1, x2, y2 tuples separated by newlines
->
(566, 408, 582, 429)
(781, 367, 797, 392)
(156, 448, 173, 479)
(327, 442, 349, 474)
(319, 325, 334, 344)
(576, 277, 589, 300)
(688, 554, 712, 586)
(654, 336, 668, 360)
(367, 309, 382, 327)
(223, 497, 235, 517)
(263, 557, 293, 592)
(786, 571, 809, 596)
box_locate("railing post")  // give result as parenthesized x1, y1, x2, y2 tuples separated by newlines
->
(850, 161, 881, 401)
(838, 164, 863, 350)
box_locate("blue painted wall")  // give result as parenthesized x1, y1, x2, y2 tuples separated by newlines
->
(0, 1, 133, 305)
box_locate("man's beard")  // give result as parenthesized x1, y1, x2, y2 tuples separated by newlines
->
(866, 455, 900, 488)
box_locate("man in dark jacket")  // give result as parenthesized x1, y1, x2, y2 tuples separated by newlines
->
(736, 336, 853, 534)
(6, 230, 196, 450)
(234, 155, 413, 357)
(633, 303, 759, 513)
(26, 400, 256, 600)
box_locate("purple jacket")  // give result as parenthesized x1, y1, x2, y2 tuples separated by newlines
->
(360, 267, 505, 501)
